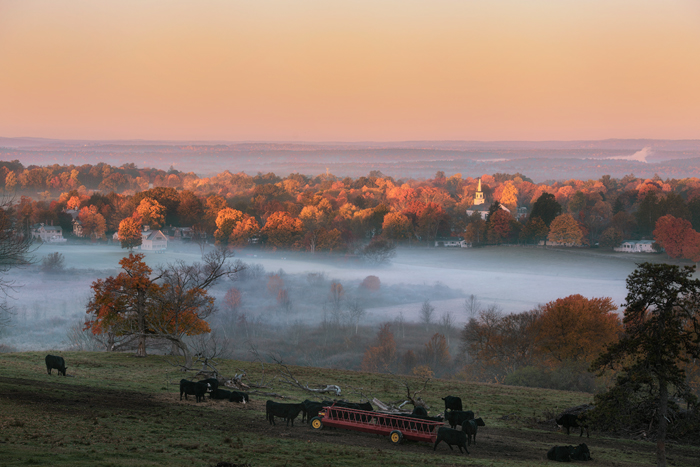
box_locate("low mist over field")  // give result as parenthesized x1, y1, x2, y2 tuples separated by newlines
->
(0, 243, 643, 356)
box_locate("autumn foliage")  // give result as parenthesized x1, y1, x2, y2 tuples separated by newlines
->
(361, 323, 397, 373)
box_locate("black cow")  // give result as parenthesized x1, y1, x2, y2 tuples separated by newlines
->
(412, 406, 428, 417)
(229, 391, 247, 403)
(445, 410, 474, 429)
(442, 396, 463, 412)
(266, 400, 303, 426)
(462, 418, 484, 446)
(570, 443, 592, 461)
(547, 443, 592, 462)
(230, 391, 249, 403)
(433, 427, 469, 454)
(45, 355, 67, 376)
(556, 413, 590, 438)
(200, 378, 219, 392)
(547, 445, 572, 462)
(179, 379, 209, 402)
(301, 400, 325, 423)
(210, 389, 231, 400)
(322, 400, 374, 422)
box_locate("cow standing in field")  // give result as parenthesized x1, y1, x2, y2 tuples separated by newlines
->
(266, 400, 304, 426)
(179, 379, 209, 403)
(45, 355, 67, 376)
(442, 396, 462, 412)
(433, 427, 469, 455)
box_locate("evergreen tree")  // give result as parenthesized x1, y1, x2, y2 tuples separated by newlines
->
(591, 263, 700, 467)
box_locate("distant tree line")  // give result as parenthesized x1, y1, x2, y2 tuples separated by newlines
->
(6, 161, 700, 253)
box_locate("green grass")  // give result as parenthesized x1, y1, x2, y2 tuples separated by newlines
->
(1, 351, 698, 466)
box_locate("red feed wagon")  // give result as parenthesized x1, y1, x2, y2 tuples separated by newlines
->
(309, 404, 443, 445)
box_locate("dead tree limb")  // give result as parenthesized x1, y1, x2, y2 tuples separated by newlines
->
(388, 373, 431, 411)
(271, 355, 342, 396)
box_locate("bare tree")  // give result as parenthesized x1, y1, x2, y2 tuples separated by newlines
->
(0, 196, 34, 328)
(152, 247, 245, 367)
(464, 294, 482, 319)
(395, 311, 406, 339)
(420, 299, 434, 329)
(347, 299, 367, 334)
(439, 311, 455, 344)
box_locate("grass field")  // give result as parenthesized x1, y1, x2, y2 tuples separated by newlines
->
(1, 351, 699, 466)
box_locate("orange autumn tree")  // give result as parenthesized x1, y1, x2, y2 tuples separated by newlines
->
(361, 323, 397, 373)
(535, 294, 621, 365)
(86, 253, 161, 357)
(86, 249, 241, 365)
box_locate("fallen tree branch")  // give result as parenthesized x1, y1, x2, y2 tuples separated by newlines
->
(271, 355, 342, 396)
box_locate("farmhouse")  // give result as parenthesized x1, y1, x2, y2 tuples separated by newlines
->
(435, 236, 471, 248)
(141, 229, 168, 251)
(614, 240, 656, 253)
(31, 223, 66, 243)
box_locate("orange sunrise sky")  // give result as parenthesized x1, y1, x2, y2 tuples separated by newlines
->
(1, 0, 699, 142)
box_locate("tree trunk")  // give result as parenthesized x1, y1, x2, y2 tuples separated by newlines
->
(657, 378, 668, 467)
(136, 334, 147, 357)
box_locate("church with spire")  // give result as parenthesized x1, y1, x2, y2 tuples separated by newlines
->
(466, 178, 510, 220)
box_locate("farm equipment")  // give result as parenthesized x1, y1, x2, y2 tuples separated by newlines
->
(310, 404, 443, 445)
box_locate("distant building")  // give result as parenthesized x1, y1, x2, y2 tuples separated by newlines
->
(614, 240, 656, 253)
(466, 178, 510, 220)
(31, 224, 66, 243)
(141, 229, 168, 251)
(435, 236, 471, 248)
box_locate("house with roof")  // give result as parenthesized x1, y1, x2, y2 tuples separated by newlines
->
(141, 229, 168, 251)
(31, 224, 67, 243)
(435, 236, 471, 248)
(614, 240, 656, 253)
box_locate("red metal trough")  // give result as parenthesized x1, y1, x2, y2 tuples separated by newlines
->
(311, 404, 442, 445)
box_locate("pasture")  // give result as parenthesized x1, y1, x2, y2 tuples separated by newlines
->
(1, 351, 699, 466)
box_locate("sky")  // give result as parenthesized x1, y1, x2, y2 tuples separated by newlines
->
(1, 1, 699, 142)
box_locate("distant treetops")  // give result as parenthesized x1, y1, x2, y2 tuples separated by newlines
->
(4, 160, 700, 254)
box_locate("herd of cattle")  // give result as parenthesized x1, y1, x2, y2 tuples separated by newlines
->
(44, 355, 591, 460)
(179, 378, 249, 404)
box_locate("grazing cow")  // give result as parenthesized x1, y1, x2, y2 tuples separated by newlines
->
(230, 391, 249, 403)
(445, 410, 474, 429)
(179, 379, 209, 403)
(461, 419, 484, 446)
(266, 400, 304, 426)
(322, 400, 374, 423)
(556, 412, 590, 438)
(402, 413, 443, 432)
(210, 389, 231, 400)
(45, 355, 67, 376)
(547, 443, 592, 462)
(412, 406, 428, 417)
(442, 396, 463, 412)
(301, 400, 325, 423)
(433, 427, 469, 454)
(200, 378, 219, 392)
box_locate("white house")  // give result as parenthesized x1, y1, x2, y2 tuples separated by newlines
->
(31, 224, 67, 243)
(435, 236, 471, 248)
(141, 229, 168, 251)
(614, 240, 656, 253)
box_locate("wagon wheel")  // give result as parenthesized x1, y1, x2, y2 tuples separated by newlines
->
(310, 417, 324, 431)
(389, 430, 403, 445)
